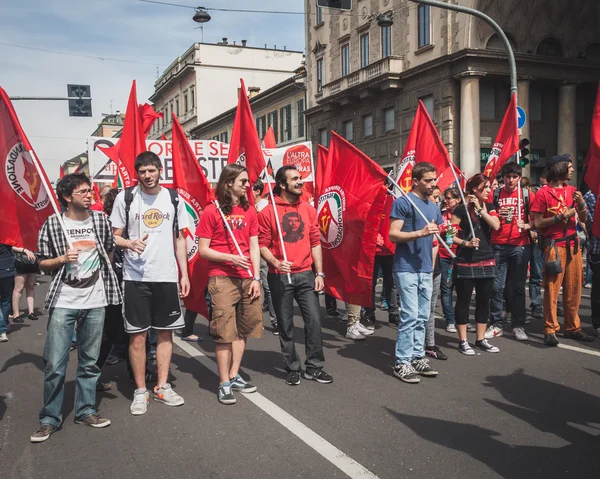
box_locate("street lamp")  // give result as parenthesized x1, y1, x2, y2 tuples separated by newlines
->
(193, 7, 211, 23)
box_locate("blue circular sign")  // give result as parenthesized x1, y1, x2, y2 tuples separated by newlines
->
(516, 106, 526, 129)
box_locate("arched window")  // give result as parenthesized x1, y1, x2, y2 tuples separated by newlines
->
(585, 43, 600, 61)
(485, 33, 516, 51)
(536, 38, 563, 57)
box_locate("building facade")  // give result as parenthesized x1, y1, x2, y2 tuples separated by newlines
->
(305, 0, 600, 184)
(149, 40, 304, 140)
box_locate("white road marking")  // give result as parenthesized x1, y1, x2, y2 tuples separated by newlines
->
(174, 337, 379, 479)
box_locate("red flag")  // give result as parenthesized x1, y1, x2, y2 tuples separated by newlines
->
(262, 126, 277, 149)
(315, 145, 328, 199)
(139, 103, 162, 137)
(437, 162, 465, 191)
(171, 114, 215, 318)
(483, 93, 519, 179)
(397, 101, 451, 192)
(379, 194, 396, 255)
(92, 183, 101, 203)
(318, 131, 388, 307)
(0, 87, 59, 250)
(59, 165, 65, 179)
(584, 83, 600, 195)
(115, 81, 146, 188)
(160, 133, 168, 140)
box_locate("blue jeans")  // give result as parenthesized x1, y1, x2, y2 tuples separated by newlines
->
(490, 245, 530, 328)
(40, 307, 105, 428)
(394, 271, 433, 365)
(0, 277, 14, 335)
(439, 258, 455, 325)
(529, 244, 543, 310)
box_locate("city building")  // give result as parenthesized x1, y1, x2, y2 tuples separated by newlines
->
(189, 67, 307, 148)
(149, 40, 304, 140)
(305, 0, 600, 184)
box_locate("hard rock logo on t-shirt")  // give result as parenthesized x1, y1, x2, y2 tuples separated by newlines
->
(135, 209, 171, 229)
(63, 227, 100, 289)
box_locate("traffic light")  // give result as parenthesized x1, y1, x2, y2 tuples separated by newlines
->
(317, 0, 352, 11)
(519, 138, 530, 168)
(67, 84, 92, 117)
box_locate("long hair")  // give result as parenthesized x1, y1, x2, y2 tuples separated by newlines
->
(215, 163, 249, 214)
(465, 173, 489, 195)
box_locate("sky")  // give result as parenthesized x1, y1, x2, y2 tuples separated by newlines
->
(0, 0, 306, 181)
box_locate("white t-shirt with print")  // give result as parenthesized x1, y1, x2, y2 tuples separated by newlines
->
(110, 187, 188, 283)
(55, 216, 107, 309)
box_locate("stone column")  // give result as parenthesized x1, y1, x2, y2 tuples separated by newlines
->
(517, 79, 531, 177)
(456, 72, 486, 178)
(557, 83, 577, 186)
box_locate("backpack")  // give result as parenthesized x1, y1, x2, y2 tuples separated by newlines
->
(493, 186, 529, 219)
(122, 186, 179, 240)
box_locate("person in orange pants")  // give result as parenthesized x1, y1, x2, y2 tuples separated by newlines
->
(530, 154, 594, 345)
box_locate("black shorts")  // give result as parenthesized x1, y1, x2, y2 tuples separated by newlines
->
(123, 281, 184, 333)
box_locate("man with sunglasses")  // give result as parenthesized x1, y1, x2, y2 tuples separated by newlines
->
(31, 173, 122, 443)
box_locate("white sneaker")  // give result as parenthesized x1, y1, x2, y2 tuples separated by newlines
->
(512, 327, 528, 341)
(458, 340, 475, 356)
(130, 389, 149, 415)
(355, 322, 375, 336)
(446, 324, 457, 333)
(484, 325, 503, 339)
(153, 383, 184, 406)
(0, 333, 7, 342)
(345, 324, 366, 341)
(466, 323, 477, 333)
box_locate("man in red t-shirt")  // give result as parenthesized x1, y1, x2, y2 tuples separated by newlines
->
(486, 163, 534, 341)
(197, 164, 263, 405)
(259, 166, 333, 386)
(530, 154, 593, 346)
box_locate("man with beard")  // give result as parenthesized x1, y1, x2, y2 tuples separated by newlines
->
(259, 166, 333, 386)
(31, 173, 121, 443)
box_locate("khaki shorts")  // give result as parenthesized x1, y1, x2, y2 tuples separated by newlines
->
(207, 276, 263, 343)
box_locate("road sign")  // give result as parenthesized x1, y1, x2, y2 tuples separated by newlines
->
(317, 0, 352, 11)
(516, 106, 526, 129)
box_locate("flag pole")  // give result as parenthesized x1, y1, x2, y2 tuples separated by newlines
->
(213, 200, 254, 278)
(448, 161, 477, 243)
(263, 167, 293, 284)
(28, 149, 74, 249)
(387, 173, 456, 259)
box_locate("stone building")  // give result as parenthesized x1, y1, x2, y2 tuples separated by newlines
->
(305, 0, 600, 184)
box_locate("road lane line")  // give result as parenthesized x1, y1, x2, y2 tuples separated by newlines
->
(174, 337, 379, 479)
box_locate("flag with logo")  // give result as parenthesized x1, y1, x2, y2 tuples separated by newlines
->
(317, 131, 388, 307)
(0, 87, 59, 250)
(584, 83, 600, 195)
(171, 114, 214, 318)
(397, 100, 452, 192)
(483, 93, 519, 180)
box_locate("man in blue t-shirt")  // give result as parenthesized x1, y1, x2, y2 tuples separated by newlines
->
(389, 162, 443, 383)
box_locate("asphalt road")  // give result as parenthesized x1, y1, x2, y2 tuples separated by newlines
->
(1, 276, 599, 479)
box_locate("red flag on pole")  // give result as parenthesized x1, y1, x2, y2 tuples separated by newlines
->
(139, 103, 163, 137)
(437, 162, 465, 191)
(262, 126, 277, 149)
(317, 131, 388, 307)
(379, 194, 396, 255)
(584, 83, 600, 195)
(59, 165, 65, 179)
(160, 133, 168, 141)
(171, 114, 214, 318)
(483, 93, 520, 179)
(397, 101, 452, 192)
(115, 80, 145, 188)
(315, 144, 328, 199)
(0, 87, 60, 250)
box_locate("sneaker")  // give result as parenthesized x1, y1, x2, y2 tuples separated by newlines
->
(584, 283, 592, 289)
(411, 357, 438, 377)
(153, 383, 184, 406)
(503, 312, 512, 323)
(217, 382, 236, 405)
(340, 312, 349, 322)
(0, 333, 7, 343)
(75, 414, 111, 428)
(563, 330, 594, 342)
(484, 325, 503, 339)
(285, 370, 301, 386)
(363, 316, 376, 331)
(105, 355, 125, 366)
(446, 324, 457, 333)
(345, 324, 366, 341)
(28, 313, 39, 321)
(355, 322, 375, 336)
(13, 315, 25, 324)
(393, 363, 420, 383)
(70, 342, 77, 351)
(466, 323, 477, 333)
(512, 327, 528, 341)
(130, 388, 150, 415)
(544, 333, 559, 346)
(326, 310, 340, 318)
(425, 345, 448, 360)
(230, 374, 257, 393)
(147, 349, 157, 361)
(270, 320, 279, 336)
(531, 307, 543, 319)
(380, 299, 389, 311)
(475, 339, 499, 353)
(303, 369, 333, 384)
(96, 382, 112, 392)
(389, 313, 400, 326)
(458, 340, 475, 356)
(30, 424, 58, 443)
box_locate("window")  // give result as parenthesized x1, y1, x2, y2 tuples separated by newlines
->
(183, 93, 188, 113)
(220, 131, 228, 143)
(268, 110, 278, 141)
(280, 104, 292, 142)
(190, 88, 195, 109)
(316, 58, 324, 92)
(297, 99, 305, 138)
(319, 128, 328, 147)
(418, 5, 431, 48)
(360, 33, 369, 68)
(316, 1, 323, 24)
(381, 26, 392, 58)
(212, 135, 219, 141)
(363, 114, 373, 137)
(343, 120, 353, 141)
(175, 98, 179, 116)
(341, 43, 350, 76)
(537, 38, 563, 57)
(166, 104, 170, 123)
(480, 83, 496, 120)
(420, 95, 434, 118)
(256, 115, 266, 139)
(530, 86, 542, 121)
(383, 107, 395, 132)
(169, 102, 174, 123)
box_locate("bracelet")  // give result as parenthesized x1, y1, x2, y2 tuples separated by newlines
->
(316, 272, 325, 278)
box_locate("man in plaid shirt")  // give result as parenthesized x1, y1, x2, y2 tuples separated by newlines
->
(584, 189, 600, 336)
(30, 173, 122, 444)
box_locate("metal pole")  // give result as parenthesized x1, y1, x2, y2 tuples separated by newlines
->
(410, 0, 517, 98)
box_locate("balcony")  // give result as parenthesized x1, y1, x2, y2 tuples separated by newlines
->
(318, 56, 404, 105)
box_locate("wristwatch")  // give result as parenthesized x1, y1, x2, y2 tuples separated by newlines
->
(316, 272, 325, 278)
(252, 276, 262, 284)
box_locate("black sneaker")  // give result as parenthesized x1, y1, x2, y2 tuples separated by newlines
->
(411, 357, 438, 377)
(531, 307, 543, 319)
(270, 320, 279, 336)
(13, 315, 25, 324)
(303, 369, 333, 384)
(388, 313, 400, 326)
(425, 346, 448, 360)
(393, 363, 420, 383)
(285, 370, 301, 386)
(564, 330, 594, 342)
(326, 310, 340, 318)
(28, 313, 39, 321)
(363, 316, 376, 331)
(544, 333, 559, 346)
(31, 424, 58, 443)
(475, 339, 500, 353)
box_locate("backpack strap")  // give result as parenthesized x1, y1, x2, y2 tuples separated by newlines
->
(123, 186, 135, 240)
(522, 187, 530, 219)
(166, 187, 180, 238)
(493, 187, 501, 210)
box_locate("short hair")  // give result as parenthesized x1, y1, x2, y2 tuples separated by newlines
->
(253, 178, 264, 195)
(520, 177, 531, 188)
(443, 187, 461, 201)
(500, 162, 522, 178)
(134, 151, 162, 172)
(273, 165, 298, 195)
(102, 188, 120, 216)
(412, 162, 436, 181)
(56, 173, 91, 208)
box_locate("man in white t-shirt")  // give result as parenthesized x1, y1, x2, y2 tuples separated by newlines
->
(31, 173, 122, 443)
(110, 152, 190, 416)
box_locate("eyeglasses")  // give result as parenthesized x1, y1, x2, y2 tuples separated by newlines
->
(239, 179, 249, 185)
(444, 196, 458, 201)
(72, 188, 92, 196)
